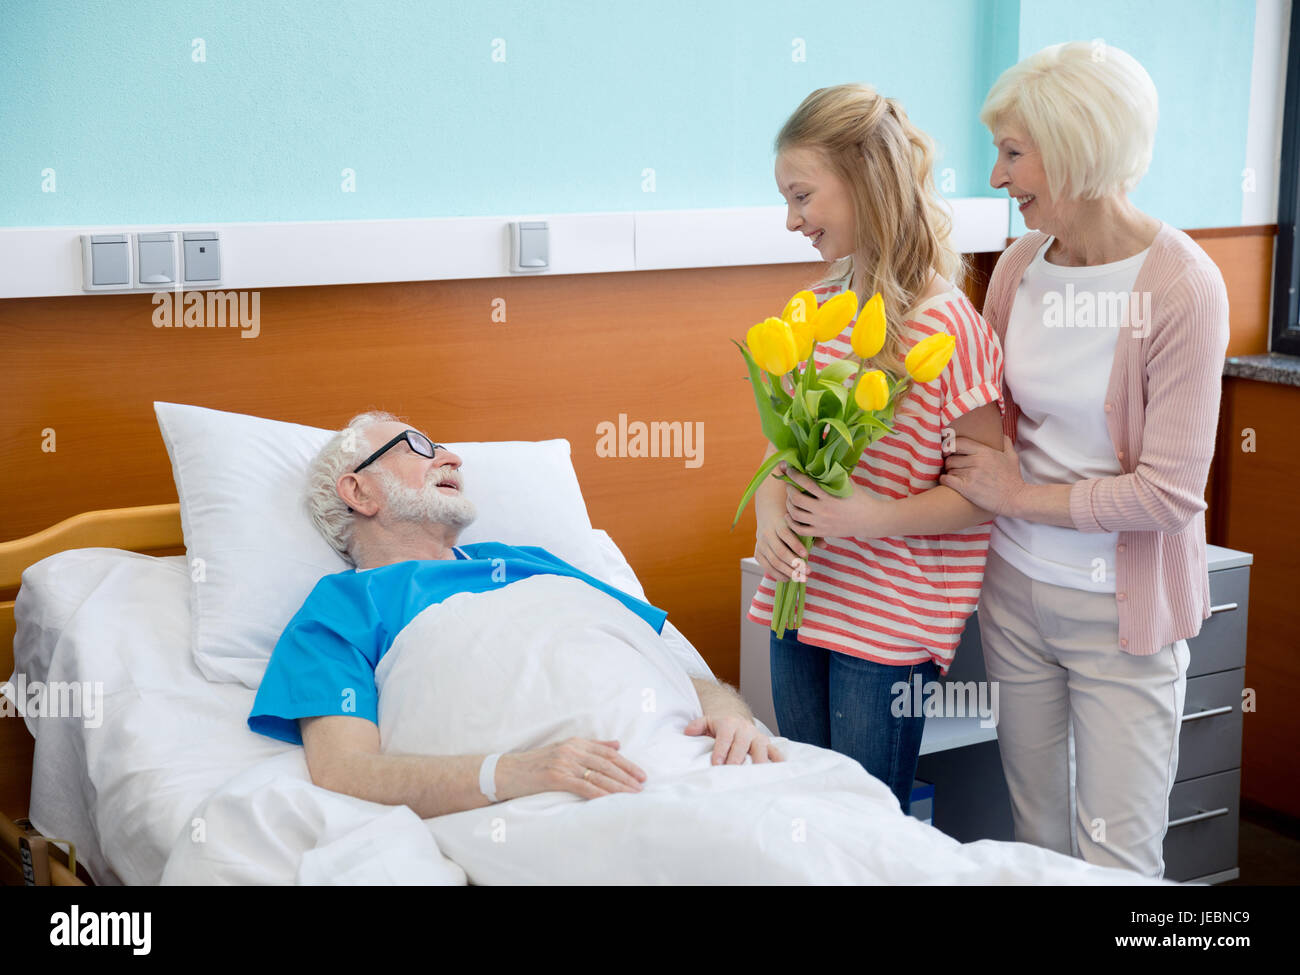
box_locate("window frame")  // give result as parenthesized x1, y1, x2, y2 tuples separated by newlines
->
(1271, 0, 1300, 356)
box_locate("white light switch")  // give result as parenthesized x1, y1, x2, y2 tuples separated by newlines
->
(135, 232, 178, 287)
(182, 231, 221, 285)
(509, 221, 549, 272)
(80, 234, 133, 291)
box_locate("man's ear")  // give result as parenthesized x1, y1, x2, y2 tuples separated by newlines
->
(338, 472, 381, 516)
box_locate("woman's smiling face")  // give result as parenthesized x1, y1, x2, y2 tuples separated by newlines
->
(989, 120, 1056, 231)
(775, 146, 855, 261)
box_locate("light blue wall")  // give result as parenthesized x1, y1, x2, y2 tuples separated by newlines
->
(1011, 0, 1257, 233)
(975, 0, 1024, 190)
(0, 0, 1257, 230)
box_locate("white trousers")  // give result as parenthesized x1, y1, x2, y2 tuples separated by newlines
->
(977, 547, 1189, 878)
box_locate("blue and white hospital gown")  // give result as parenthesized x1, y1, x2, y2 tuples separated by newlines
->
(248, 543, 670, 746)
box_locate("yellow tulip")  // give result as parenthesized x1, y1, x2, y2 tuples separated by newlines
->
(781, 290, 818, 327)
(904, 332, 957, 383)
(854, 370, 890, 412)
(851, 292, 887, 359)
(788, 316, 815, 362)
(749, 317, 798, 375)
(746, 322, 771, 372)
(764, 318, 800, 374)
(810, 290, 858, 342)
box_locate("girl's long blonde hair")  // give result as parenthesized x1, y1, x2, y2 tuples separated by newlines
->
(775, 84, 965, 378)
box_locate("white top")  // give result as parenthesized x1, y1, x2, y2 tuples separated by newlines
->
(990, 237, 1151, 592)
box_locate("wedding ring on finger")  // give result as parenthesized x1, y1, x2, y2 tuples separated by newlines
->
(582, 768, 592, 781)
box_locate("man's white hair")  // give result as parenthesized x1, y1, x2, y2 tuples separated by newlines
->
(980, 40, 1158, 203)
(306, 411, 398, 563)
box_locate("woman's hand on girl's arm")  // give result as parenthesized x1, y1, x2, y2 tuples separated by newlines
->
(874, 401, 1015, 535)
(939, 429, 1025, 519)
(935, 402, 1010, 520)
(941, 433, 1072, 526)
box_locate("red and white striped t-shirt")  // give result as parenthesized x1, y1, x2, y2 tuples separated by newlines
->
(747, 269, 1005, 675)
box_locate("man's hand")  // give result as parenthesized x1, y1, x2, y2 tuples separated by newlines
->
(498, 738, 646, 801)
(684, 714, 784, 764)
(686, 676, 784, 764)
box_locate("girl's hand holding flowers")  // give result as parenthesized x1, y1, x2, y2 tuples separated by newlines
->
(778, 462, 893, 542)
(754, 487, 811, 582)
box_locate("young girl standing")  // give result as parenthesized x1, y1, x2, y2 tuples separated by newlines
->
(749, 84, 1006, 813)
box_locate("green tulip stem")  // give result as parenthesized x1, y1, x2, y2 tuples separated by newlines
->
(771, 533, 815, 635)
(849, 354, 865, 386)
(770, 578, 788, 635)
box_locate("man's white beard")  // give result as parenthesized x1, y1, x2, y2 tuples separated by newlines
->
(375, 466, 478, 531)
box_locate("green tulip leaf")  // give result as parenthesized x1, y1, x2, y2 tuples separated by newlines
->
(826, 436, 850, 469)
(802, 389, 824, 420)
(822, 416, 856, 448)
(786, 415, 808, 454)
(820, 462, 853, 497)
(846, 408, 892, 432)
(817, 358, 857, 386)
(771, 371, 793, 409)
(732, 446, 799, 529)
(817, 382, 850, 410)
(806, 452, 828, 478)
(789, 387, 810, 425)
(817, 391, 841, 421)
(734, 340, 795, 450)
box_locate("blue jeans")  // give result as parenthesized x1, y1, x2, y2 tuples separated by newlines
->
(770, 627, 937, 813)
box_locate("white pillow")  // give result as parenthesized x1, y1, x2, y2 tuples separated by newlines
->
(154, 402, 605, 689)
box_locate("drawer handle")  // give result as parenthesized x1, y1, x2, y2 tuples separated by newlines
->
(1167, 806, 1230, 828)
(1209, 602, 1239, 615)
(1181, 705, 1234, 723)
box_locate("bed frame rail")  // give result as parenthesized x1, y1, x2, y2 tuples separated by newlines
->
(0, 503, 182, 884)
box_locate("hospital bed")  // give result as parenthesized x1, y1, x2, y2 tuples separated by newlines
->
(0, 501, 709, 885)
(0, 402, 1172, 885)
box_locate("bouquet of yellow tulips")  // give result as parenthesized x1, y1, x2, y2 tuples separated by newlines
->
(733, 288, 956, 635)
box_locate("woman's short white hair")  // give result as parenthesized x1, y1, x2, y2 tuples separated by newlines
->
(980, 40, 1158, 202)
(305, 410, 398, 563)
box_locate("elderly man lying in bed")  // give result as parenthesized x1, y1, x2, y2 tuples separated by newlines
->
(238, 412, 1172, 884)
(248, 411, 782, 819)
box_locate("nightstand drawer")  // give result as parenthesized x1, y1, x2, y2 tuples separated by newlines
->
(1163, 769, 1239, 883)
(1186, 567, 1248, 677)
(1176, 669, 1243, 781)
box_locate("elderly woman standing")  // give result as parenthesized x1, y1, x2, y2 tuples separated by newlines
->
(940, 41, 1229, 878)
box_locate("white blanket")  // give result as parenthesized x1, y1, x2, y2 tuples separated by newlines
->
(369, 574, 1167, 885)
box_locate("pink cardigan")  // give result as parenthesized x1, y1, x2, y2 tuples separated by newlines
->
(982, 223, 1230, 654)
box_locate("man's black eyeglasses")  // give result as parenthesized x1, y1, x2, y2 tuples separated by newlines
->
(353, 430, 443, 473)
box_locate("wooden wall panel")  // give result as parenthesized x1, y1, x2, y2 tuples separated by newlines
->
(1187, 226, 1274, 357)
(1214, 377, 1300, 819)
(0, 227, 1278, 693)
(1, 263, 840, 683)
